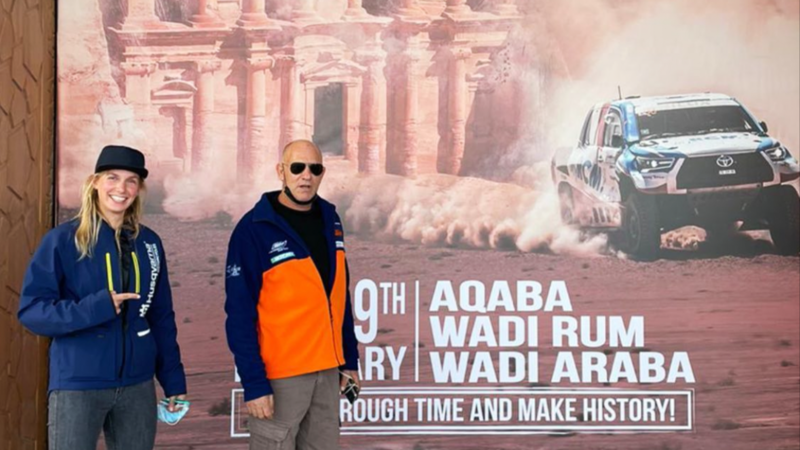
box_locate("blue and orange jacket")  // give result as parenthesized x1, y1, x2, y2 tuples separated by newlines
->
(225, 192, 359, 401)
(17, 220, 187, 396)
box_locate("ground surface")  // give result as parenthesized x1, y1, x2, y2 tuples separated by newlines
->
(123, 214, 799, 450)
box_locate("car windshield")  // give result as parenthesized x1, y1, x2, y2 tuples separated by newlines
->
(636, 105, 759, 140)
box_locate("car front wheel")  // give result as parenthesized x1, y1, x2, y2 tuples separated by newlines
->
(768, 186, 800, 255)
(621, 193, 661, 260)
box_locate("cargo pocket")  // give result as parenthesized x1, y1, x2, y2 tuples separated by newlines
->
(248, 418, 291, 450)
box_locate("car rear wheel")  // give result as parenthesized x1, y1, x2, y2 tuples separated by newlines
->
(621, 193, 661, 260)
(768, 186, 800, 255)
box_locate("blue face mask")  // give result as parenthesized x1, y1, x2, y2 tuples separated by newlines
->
(157, 399, 190, 426)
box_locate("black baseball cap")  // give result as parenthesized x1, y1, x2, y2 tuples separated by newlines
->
(95, 145, 149, 179)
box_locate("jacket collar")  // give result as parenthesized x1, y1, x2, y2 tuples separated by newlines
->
(252, 190, 336, 224)
(252, 191, 339, 291)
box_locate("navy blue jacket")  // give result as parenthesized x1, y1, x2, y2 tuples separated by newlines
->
(18, 219, 186, 396)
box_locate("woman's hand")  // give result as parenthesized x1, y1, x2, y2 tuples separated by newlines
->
(167, 394, 188, 412)
(110, 290, 140, 314)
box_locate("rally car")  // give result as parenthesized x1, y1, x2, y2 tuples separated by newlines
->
(551, 93, 800, 259)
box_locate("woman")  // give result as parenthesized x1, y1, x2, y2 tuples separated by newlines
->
(18, 145, 187, 450)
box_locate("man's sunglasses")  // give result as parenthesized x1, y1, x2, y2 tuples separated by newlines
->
(285, 162, 324, 176)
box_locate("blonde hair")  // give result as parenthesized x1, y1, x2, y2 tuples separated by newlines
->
(74, 172, 146, 259)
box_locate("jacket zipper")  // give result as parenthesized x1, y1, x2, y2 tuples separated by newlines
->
(317, 240, 344, 368)
(314, 266, 343, 367)
(105, 250, 126, 380)
(119, 248, 142, 378)
(279, 221, 344, 367)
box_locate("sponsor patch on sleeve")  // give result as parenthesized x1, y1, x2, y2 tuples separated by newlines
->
(269, 240, 288, 254)
(226, 264, 241, 278)
(335, 241, 345, 249)
(270, 251, 296, 264)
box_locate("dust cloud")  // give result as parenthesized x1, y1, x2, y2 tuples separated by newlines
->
(58, 0, 797, 256)
(516, 0, 800, 155)
(319, 164, 609, 256)
(159, 157, 607, 256)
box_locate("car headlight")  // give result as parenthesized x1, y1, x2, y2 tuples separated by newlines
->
(635, 156, 675, 173)
(765, 145, 789, 161)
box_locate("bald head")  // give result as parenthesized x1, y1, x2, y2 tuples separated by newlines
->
(277, 139, 326, 211)
(282, 139, 322, 164)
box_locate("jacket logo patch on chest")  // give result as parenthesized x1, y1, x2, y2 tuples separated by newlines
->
(270, 240, 289, 254)
(140, 242, 160, 317)
(270, 251, 295, 264)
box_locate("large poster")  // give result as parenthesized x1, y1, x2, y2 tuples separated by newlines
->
(57, 0, 799, 449)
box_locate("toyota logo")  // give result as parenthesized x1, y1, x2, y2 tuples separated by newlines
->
(716, 155, 735, 168)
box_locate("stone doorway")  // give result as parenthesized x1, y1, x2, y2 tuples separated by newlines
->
(313, 83, 344, 156)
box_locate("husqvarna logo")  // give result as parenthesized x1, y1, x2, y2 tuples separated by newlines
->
(140, 242, 160, 317)
(716, 155, 735, 168)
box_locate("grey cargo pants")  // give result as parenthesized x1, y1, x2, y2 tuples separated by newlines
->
(248, 368, 340, 450)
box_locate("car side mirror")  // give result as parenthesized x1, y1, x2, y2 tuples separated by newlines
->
(760, 121, 769, 133)
(611, 135, 624, 148)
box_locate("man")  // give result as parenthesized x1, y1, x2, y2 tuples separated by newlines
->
(225, 140, 360, 450)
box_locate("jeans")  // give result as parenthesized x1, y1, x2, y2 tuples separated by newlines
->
(48, 379, 157, 450)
